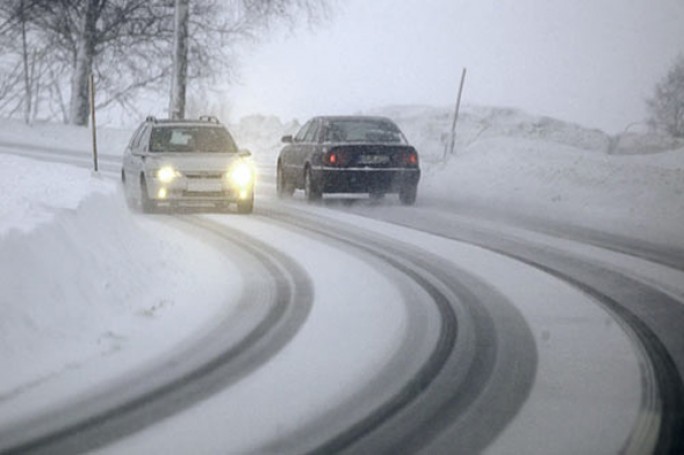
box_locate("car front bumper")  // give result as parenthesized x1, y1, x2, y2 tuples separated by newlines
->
(146, 177, 253, 204)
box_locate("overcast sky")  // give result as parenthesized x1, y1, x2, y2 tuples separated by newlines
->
(226, 0, 684, 133)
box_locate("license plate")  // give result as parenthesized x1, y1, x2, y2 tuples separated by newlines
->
(358, 155, 389, 165)
(187, 179, 223, 192)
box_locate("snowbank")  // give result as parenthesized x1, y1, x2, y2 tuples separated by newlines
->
(0, 119, 130, 159)
(0, 154, 238, 399)
(423, 138, 684, 245)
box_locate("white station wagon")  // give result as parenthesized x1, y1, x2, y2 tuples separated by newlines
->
(121, 116, 255, 213)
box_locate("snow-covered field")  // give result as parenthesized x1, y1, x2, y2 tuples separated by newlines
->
(0, 104, 683, 450)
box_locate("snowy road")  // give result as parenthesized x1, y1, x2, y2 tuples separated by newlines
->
(1, 142, 683, 453)
(250, 194, 684, 454)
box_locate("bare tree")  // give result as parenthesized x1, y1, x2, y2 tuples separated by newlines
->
(0, 0, 332, 125)
(648, 54, 684, 138)
(2, 0, 175, 125)
(0, 0, 50, 123)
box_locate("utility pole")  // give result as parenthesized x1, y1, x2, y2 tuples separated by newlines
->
(447, 67, 467, 157)
(169, 0, 189, 119)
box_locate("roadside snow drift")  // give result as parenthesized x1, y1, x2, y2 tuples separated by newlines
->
(0, 154, 238, 400)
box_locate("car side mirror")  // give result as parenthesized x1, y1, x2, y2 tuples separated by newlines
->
(281, 135, 293, 144)
(239, 149, 252, 157)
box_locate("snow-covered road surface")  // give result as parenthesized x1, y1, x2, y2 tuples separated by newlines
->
(1, 111, 683, 453)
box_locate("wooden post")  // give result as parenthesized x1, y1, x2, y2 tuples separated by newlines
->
(89, 73, 98, 172)
(448, 67, 467, 156)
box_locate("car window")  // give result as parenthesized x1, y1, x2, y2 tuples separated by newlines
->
(324, 119, 405, 144)
(303, 120, 321, 143)
(294, 121, 312, 143)
(128, 124, 145, 149)
(149, 126, 238, 153)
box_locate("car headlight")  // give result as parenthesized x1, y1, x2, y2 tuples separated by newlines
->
(156, 166, 179, 183)
(229, 162, 253, 187)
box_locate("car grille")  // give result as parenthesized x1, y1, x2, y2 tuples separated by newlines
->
(184, 171, 224, 179)
(182, 191, 227, 198)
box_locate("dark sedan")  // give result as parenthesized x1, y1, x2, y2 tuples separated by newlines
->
(276, 116, 421, 204)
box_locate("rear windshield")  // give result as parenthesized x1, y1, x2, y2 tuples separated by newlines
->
(324, 119, 406, 144)
(149, 126, 238, 153)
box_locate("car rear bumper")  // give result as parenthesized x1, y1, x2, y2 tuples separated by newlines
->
(313, 167, 420, 193)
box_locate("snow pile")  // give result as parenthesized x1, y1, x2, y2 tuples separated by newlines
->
(0, 154, 237, 397)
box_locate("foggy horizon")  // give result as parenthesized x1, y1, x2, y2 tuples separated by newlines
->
(226, 0, 684, 133)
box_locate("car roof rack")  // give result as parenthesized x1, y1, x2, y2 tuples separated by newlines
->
(199, 115, 220, 124)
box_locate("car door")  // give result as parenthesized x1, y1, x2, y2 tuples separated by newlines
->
(127, 125, 151, 192)
(302, 119, 322, 168)
(285, 120, 313, 188)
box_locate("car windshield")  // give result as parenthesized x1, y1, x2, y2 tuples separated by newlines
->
(149, 126, 238, 153)
(324, 119, 406, 144)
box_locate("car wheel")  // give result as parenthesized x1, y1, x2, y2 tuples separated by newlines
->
(399, 184, 417, 205)
(237, 192, 254, 214)
(304, 167, 322, 202)
(139, 177, 157, 213)
(277, 163, 295, 198)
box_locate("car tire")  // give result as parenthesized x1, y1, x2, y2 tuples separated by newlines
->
(237, 192, 254, 214)
(304, 167, 322, 202)
(399, 184, 417, 206)
(277, 163, 295, 198)
(139, 177, 157, 213)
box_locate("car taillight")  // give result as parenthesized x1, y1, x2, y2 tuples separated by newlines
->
(402, 150, 418, 166)
(324, 149, 348, 166)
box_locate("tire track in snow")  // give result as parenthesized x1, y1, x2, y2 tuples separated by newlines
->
(346, 204, 684, 453)
(258, 205, 538, 454)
